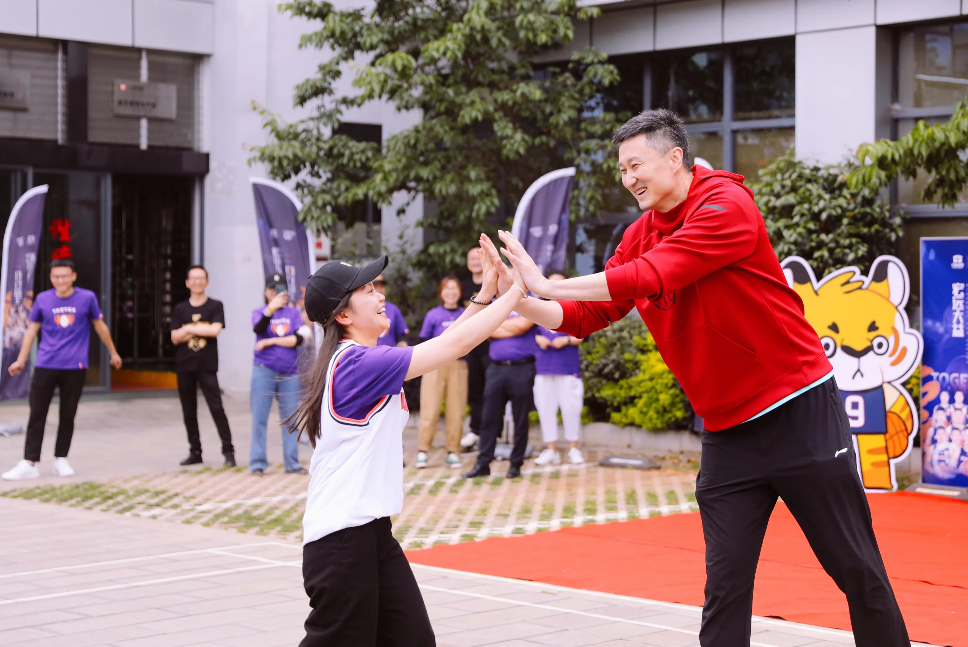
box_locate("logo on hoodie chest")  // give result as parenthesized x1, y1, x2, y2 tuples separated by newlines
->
(652, 292, 677, 311)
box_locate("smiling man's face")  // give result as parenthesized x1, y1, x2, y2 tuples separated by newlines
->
(618, 134, 683, 212)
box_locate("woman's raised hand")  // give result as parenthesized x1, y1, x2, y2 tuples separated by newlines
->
(479, 234, 513, 296)
(478, 245, 498, 301)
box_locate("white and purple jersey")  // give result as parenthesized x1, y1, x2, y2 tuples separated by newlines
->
(29, 288, 102, 370)
(302, 341, 413, 546)
(535, 326, 580, 376)
(252, 306, 302, 376)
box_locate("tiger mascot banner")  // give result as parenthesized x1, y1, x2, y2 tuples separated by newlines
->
(781, 255, 922, 493)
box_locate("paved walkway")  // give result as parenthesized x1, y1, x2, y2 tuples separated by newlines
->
(1, 496, 930, 647)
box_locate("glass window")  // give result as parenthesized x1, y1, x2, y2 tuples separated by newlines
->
(734, 128, 794, 182)
(689, 131, 723, 170)
(898, 23, 968, 109)
(575, 221, 632, 275)
(734, 41, 795, 120)
(652, 50, 723, 123)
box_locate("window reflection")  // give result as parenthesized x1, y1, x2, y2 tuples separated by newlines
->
(689, 131, 723, 170)
(653, 50, 723, 123)
(898, 23, 968, 108)
(734, 128, 794, 182)
(575, 221, 633, 276)
(735, 42, 795, 120)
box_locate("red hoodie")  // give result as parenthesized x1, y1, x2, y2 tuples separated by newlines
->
(557, 166, 831, 431)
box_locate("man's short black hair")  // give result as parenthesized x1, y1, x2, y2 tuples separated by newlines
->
(50, 259, 75, 272)
(187, 264, 208, 279)
(612, 109, 691, 168)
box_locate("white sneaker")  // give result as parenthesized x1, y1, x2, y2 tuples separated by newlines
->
(52, 457, 75, 477)
(534, 448, 561, 466)
(445, 452, 462, 469)
(460, 432, 479, 449)
(414, 451, 428, 469)
(2, 460, 39, 481)
(568, 448, 585, 465)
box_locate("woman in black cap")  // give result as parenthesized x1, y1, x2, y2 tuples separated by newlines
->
(292, 236, 526, 647)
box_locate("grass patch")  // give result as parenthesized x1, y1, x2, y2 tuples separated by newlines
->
(529, 473, 542, 484)
(490, 477, 504, 487)
(407, 483, 424, 496)
(562, 503, 575, 518)
(539, 504, 554, 521)
(427, 480, 445, 496)
(460, 534, 475, 543)
(685, 492, 696, 503)
(625, 489, 638, 507)
(583, 500, 597, 516)
(665, 490, 679, 506)
(645, 491, 659, 507)
(449, 480, 464, 494)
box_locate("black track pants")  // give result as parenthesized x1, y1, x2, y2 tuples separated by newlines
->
(24, 367, 86, 462)
(300, 518, 435, 647)
(176, 369, 234, 456)
(695, 378, 909, 646)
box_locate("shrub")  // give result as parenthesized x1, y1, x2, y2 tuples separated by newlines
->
(752, 151, 903, 278)
(580, 317, 686, 430)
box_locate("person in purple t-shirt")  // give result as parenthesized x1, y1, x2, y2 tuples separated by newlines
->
(291, 239, 527, 646)
(415, 276, 467, 470)
(462, 309, 537, 480)
(533, 272, 586, 467)
(2, 259, 123, 481)
(249, 273, 312, 476)
(373, 274, 409, 347)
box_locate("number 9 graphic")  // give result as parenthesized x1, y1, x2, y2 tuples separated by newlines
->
(844, 395, 866, 428)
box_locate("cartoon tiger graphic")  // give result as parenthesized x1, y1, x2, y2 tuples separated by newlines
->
(782, 255, 922, 492)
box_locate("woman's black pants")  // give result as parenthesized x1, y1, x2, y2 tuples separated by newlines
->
(696, 378, 909, 646)
(300, 517, 435, 647)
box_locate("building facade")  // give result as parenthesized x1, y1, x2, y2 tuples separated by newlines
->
(0, 0, 967, 392)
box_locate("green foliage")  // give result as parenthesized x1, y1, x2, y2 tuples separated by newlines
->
(249, 0, 625, 278)
(752, 151, 903, 278)
(580, 317, 686, 430)
(850, 96, 968, 208)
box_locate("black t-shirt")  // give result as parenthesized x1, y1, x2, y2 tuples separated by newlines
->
(461, 277, 489, 357)
(170, 298, 225, 373)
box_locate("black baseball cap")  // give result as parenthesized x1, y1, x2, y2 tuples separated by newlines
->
(265, 273, 287, 291)
(305, 256, 389, 324)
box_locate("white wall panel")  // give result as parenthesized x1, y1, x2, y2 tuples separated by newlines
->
(796, 0, 874, 33)
(796, 26, 890, 164)
(594, 7, 654, 55)
(134, 0, 214, 54)
(724, 0, 794, 43)
(38, 0, 133, 46)
(0, 0, 38, 37)
(656, 0, 722, 51)
(876, 0, 960, 24)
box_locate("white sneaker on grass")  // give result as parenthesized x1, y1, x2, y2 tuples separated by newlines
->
(445, 452, 461, 469)
(2, 460, 39, 481)
(533, 448, 561, 466)
(52, 457, 75, 477)
(414, 451, 428, 469)
(568, 448, 585, 465)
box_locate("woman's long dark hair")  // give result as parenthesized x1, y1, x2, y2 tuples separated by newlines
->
(289, 291, 353, 448)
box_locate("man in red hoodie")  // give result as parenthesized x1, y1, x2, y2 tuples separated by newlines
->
(487, 109, 909, 646)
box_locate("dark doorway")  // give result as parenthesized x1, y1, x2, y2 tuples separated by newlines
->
(111, 175, 192, 376)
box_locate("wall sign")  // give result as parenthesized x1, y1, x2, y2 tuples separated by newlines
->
(0, 70, 30, 111)
(920, 238, 968, 490)
(112, 79, 177, 120)
(783, 255, 923, 492)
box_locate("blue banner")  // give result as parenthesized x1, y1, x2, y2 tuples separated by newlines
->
(511, 168, 574, 276)
(0, 186, 48, 402)
(921, 238, 968, 488)
(250, 178, 314, 311)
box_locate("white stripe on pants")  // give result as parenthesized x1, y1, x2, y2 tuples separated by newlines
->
(533, 374, 584, 444)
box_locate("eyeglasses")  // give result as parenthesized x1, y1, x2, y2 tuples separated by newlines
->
(187, 277, 207, 282)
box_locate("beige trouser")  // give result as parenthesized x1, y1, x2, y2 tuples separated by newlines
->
(418, 359, 468, 453)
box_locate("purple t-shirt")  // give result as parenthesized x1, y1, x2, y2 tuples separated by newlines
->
(535, 326, 581, 376)
(29, 288, 103, 370)
(253, 306, 301, 376)
(419, 305, 465, 339)
(377, 301, 409, 347)
(489, 312, 536, 362)
(331, 345, 413, 420)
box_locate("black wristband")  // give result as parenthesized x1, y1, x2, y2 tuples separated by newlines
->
(469, 296, 490, 306)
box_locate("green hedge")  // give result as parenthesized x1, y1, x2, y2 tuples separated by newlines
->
(580, 317, 686, 430)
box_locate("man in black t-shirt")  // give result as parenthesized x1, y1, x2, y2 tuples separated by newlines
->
(461, 247, 490, 450)
(170, 265, 235, 467)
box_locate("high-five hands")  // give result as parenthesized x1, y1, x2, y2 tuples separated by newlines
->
(477, 245, 499, 301)
(497, 230, 548, 297)
(479, 234, 514, 296)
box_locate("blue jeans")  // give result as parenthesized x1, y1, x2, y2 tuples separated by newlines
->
(250, 363, 301, 472)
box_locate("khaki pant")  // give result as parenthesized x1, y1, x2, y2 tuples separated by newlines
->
(418, 359, 468, 453)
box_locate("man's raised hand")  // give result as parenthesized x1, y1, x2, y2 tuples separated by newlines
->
(497, 230, 548, 297)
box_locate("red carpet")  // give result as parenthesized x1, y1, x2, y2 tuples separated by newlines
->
(408, 492, 967, 647)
